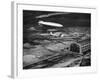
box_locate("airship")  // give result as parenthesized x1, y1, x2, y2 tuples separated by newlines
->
(38, 20, 63, 28)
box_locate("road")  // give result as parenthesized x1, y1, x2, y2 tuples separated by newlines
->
(23, 51, 90, 69)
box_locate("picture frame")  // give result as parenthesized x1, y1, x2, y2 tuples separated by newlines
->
(11, 1, 97, 78)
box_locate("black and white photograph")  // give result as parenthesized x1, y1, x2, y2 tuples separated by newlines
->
(23, 10, 91, 69)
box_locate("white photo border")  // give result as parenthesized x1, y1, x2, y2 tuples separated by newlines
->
(12, 2, 97, 78)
